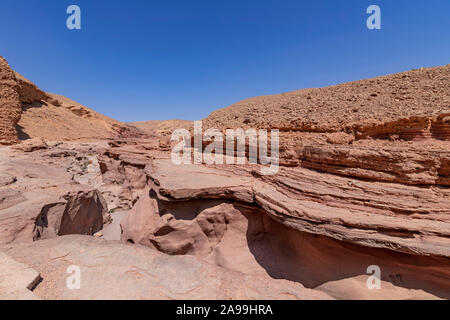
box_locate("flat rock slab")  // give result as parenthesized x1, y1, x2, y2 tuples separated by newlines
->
(101, 211, 128, 241)
(2, 235, 332, 300)
(150, 159, 255, 203)
(0, 251, 41, 300)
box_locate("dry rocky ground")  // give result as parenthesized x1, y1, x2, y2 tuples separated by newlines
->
(0, 55, 449, 300)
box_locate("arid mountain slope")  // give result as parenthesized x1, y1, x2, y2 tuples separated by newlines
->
(17, 78, 146, 141)
(201, 65, 450, 187)
(0, 56, 145, 144)
(204, 65, 450, 139)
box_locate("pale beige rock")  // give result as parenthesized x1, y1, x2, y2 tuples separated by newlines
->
(0, 251, 41, 300)
(316, 275, 441, 300)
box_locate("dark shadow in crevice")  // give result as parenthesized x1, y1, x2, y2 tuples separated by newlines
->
(16, 124, 30, 141)
(244, 207, 450, 299)
(152, 190, 223, 221)
(21, 101, 47, 111)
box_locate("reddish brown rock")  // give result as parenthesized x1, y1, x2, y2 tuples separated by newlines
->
(298, 141, 450, 185)
(326, 132, 355, 145)
(0, 56, 146, 143)
(14, 72, 49, 104)
(0, 56, 21, 145)
(2, 62, 450, 300)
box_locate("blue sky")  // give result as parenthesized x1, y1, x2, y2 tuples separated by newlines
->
(1, 0, 449, 122)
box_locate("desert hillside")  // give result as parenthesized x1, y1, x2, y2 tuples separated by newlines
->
(0, 56, 145, 144)
(204, 65, 450, 138)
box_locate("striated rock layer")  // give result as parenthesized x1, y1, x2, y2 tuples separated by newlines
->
(109, 139, 450, 300)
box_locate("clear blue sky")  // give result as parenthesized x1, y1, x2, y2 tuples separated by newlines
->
(1, 0, 449, 122)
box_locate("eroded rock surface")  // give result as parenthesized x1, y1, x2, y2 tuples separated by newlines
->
(0, 143, 109, 244)
(122, 158, 450, 258)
